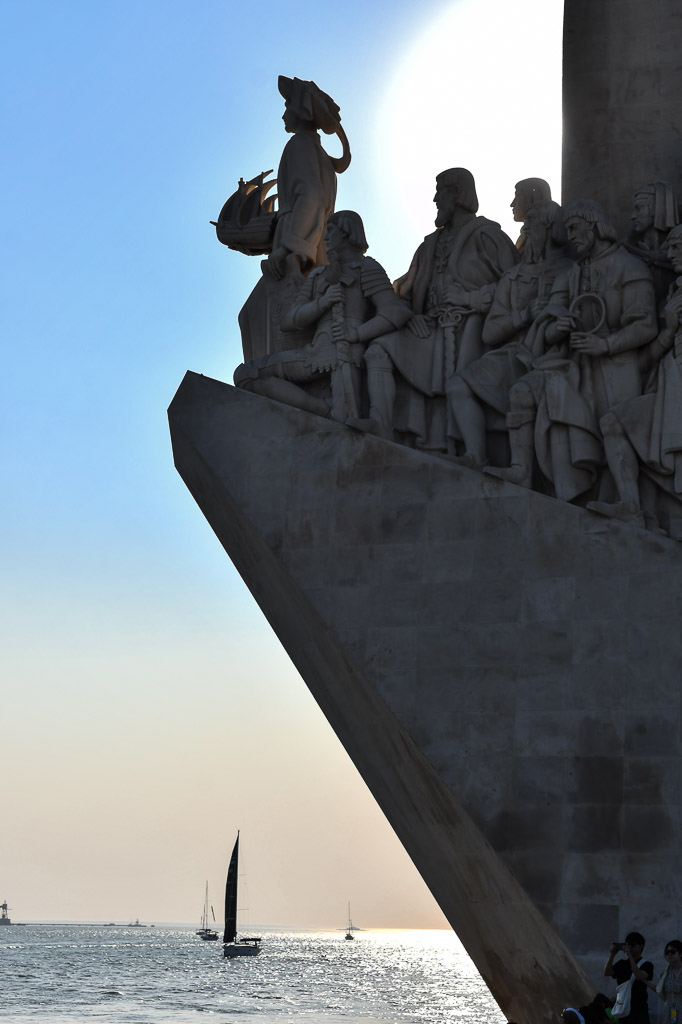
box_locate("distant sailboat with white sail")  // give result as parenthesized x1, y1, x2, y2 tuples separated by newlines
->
(196, 881, 218, 941)
(223, 832, 261, 957)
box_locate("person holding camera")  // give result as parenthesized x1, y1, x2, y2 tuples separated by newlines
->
(604, 932, 654, 1024)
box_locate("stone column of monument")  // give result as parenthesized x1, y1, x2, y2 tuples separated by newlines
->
(562, 0, 682, 235)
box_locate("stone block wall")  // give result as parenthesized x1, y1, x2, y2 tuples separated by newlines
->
(170, 373, 682, 1022)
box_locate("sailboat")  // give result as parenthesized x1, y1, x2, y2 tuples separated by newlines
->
(196, 881, 218, 941)
(223, 832, 261, 957)
(345, 902, 355, 940)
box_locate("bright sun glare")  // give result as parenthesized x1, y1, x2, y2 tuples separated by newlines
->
(374, 0, 564, 251)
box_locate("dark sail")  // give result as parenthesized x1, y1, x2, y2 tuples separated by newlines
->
(223, 832, 239, 944)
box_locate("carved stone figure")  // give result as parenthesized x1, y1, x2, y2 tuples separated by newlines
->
(350, 168, 518, 449)
(510, 177, 552, 251)
(624, 180, 679, 305)
(486, 200, 658, 501)
(446, 200, 572, 469)
(233, 211, 411, 422)
(269, 76, 351, 280)
(216, 77, 351, 362)
(587, 225, 682, 531)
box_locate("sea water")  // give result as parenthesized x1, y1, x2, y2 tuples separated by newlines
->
(0, 925, 506, 1024)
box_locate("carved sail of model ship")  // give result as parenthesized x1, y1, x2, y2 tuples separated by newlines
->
(212, 171, 277, 256)
(223, 831, 261, 957)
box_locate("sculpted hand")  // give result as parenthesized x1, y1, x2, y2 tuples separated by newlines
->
(408, 314, 431, 338)
(268, 245, 289, 281)
(570, 332, 608, 356)
(555, 313, 578, 337)
(331, 320, 358, 343)
(320, 282, 343, 311)
(529, 297, 547, 319)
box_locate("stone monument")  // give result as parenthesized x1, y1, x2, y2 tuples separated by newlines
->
(170, 8, 682, 1022)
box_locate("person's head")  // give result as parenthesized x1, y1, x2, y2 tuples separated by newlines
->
(325, 210, 368, 256)
(523, 199, 566, 261)
(664, 940, 682, 964)
(624, 931, 646, 957)
(631, 181, 679, 236)
(511, 177, 552, 222)
(666, 224, 682, 273)
(564, 199, 618, 257)
(434, 168, 478, 226)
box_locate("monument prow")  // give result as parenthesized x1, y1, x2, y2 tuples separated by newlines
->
(168, 372, 682, 1023)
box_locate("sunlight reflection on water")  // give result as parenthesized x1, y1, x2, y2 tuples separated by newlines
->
(1, 926, 506, 1023)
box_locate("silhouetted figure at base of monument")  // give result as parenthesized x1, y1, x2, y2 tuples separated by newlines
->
(604, 934, 653, 1024)
(233, 211, 411, 422)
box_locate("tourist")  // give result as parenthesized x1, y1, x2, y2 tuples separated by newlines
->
(647, 939, 682, 1021)
(604, 933, 653, 1024)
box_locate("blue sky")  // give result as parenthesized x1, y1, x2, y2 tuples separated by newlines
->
(2, 0, 562, 926)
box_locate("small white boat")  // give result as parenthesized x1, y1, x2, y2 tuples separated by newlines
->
(196, 881, 219, 941)
(223, 832, 261, 957)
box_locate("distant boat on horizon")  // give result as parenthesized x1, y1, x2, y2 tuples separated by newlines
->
(223, 832, 261, 958)
(196, 881, 219, 941)
(344, 902, 355, 941)
(127, 919, 147, 927)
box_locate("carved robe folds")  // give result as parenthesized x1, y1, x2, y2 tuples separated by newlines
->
(528, 245, 657, 500)
(274, 130, 337, 269)
(372, 216, 518, 450)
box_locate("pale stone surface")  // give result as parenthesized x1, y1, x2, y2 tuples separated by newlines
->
(169, 373, 682, 1021)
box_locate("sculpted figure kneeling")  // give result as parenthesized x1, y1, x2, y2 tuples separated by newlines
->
(447, 200, 572, 470)
(485, 200, 658, 501)
(349, 168, 518, 449)
(234, 211, 411, 421)
(587, 225, 682, 532)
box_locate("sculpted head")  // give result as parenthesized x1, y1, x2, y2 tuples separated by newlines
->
(279, 76, 342, 135)
(631, 181, 679, 237)
(666, 224, 682, 273)
(510, 177, 552, 222)
(325, 210, 368, 257)
(434, 168, 478, 227)
(523, 200, 566, 262)
(563, 199, 617, 258)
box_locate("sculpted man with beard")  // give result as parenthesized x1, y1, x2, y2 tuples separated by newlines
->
(348, 167, 518, 450)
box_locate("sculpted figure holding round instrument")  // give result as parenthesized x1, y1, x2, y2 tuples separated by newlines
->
(486, 200, 657, 501)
